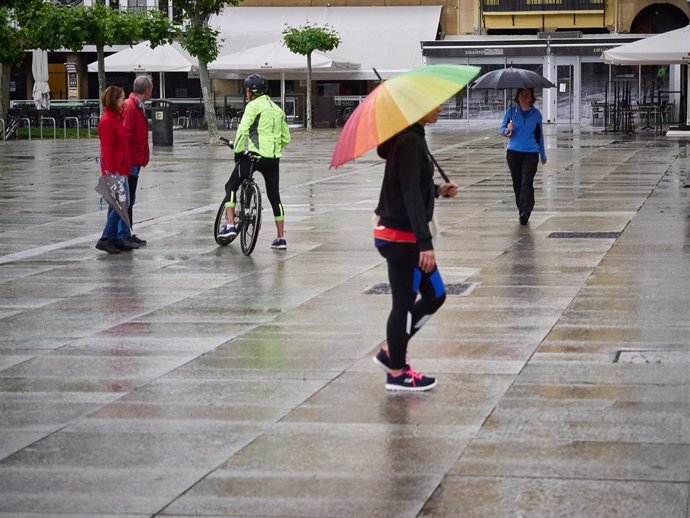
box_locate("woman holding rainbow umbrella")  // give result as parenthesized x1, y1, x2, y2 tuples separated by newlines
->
(331, 64, 480, 392)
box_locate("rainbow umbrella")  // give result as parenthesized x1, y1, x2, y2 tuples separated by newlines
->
(330, 64, 480, 169)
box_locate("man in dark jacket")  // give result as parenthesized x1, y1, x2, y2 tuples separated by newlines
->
(372, 106, 459, 392)
(120, 75, 153, 246)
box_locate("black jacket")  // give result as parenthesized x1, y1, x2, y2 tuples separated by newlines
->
(375, 124, 437, 251)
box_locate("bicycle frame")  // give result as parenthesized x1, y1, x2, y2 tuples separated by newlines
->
(235, 160, 257, 230)
(214, 138, 263, 255)
(236, 161, 262, 256)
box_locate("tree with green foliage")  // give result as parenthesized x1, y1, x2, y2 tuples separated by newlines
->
(19, 2, 175, 112)
(283, 22, 341, 131)
(172, 0, 240, 144)
(0, 5, 26, 123)
(0, 0, 52, 124)
(1, 1, 175, 123)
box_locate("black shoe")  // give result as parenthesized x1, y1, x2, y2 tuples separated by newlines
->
(120, 237, 140, 249)
(95, 238, 120, 254)
(372, 349, 409, 373)
(130, 234, 147, 246)
(114, 238, 135, 251)
(519, 213, 529, 225)
(385, 366, 437, 392)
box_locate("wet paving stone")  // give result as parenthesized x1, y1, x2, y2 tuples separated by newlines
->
(419, 476, 688, 518)
(1, 125, 688, 515)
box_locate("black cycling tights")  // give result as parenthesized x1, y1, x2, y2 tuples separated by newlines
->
(224, 156, 284, 220)
(378, 242, 447, 370)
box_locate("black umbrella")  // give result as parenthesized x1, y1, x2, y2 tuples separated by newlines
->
(95, 174, 132, 230)
(471, 67, 556, 90)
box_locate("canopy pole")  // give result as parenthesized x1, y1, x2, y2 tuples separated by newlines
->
(686, 64, 690, 125)
(281, 71, 285, 115)
(638, 65, 641, 102)
(159, 72, 165, 98)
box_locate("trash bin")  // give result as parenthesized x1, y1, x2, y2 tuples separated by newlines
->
(151, 99, 173, 146)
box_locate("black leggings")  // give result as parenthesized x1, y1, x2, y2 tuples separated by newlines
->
(378, 242, 447, 370)
(224, 156, 284, 220)
(506, 150, 539, 217)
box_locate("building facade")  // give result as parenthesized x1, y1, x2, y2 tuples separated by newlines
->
(239, 0, 689, 36)
(58, 0, 690, 37)
(11, 0, 690, 126)
(71, 0, 174, 18)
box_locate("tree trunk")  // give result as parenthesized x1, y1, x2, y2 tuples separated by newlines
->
(198, 58, 219, 144)
(0, 62, 10, 127)
(306, 52, 312, 132)
(97, 43, 106, 115)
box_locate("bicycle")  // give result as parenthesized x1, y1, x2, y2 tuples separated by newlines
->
(4, 116, 23, 140)
(213, 137, 262, 256)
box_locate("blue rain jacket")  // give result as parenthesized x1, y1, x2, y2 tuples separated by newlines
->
(499, 105, 547, 162)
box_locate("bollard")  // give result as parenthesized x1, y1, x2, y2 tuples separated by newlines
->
(20, 118, 31, 141)
(40, 116, 57, 140)
(87, 114, 100, 138)
(64, 116, 80, 139)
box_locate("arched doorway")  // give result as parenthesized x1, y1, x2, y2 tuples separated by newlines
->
(630, 4, 689, 34)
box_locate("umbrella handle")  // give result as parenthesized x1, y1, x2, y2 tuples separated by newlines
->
(428, 153, 450, 183)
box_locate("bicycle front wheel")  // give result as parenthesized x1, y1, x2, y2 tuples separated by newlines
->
(214, 200, 234, 246)
(240, 181, 262, 256)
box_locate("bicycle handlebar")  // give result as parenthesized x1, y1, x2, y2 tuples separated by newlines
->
(219, 136, 234, 148)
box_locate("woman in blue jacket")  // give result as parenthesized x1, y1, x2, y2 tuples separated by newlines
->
(499, 88, 547, 225)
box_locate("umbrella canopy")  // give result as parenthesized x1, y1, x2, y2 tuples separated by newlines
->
(87, 42, 197, 73)
(602, 25, 690, 129)
(208, 40, 359, 74)
(471, 67, 556, 90)
(32, 49, 50, 110)
(330, 64, 480, 169)
(601, 25, 690, 65)
(95, 175, 132, 230)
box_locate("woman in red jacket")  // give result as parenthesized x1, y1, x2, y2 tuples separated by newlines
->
(95, 86, 133, 255)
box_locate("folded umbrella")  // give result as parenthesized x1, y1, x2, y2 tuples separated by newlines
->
(330, 64, 480, 169)
(95, 174, 132, 230)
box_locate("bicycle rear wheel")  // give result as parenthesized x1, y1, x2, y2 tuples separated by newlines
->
(213, 200, 234, 246)
(239, 181, 262, 256)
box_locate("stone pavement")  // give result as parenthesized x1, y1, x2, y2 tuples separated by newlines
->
(0, 123, 688, 517)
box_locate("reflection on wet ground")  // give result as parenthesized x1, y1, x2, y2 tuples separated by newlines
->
(0, 123, 688, 516)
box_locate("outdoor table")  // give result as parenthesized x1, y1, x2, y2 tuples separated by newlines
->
(637, 104, 659, 130)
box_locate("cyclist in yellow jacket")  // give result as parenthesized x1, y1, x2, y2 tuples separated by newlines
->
(218, 74, 291, 249)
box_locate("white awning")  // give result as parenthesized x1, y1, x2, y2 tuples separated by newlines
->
(209, 6, 442, 80)
(601, 25, 690, 65)
(87, 41, 198, 73)
(601, 25, 690, 130)
(208, 40, 359, 78)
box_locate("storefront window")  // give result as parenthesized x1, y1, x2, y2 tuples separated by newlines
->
(439, 62, 547, 121)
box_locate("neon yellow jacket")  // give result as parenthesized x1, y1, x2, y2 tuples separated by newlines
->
(234, 95, 291, 158)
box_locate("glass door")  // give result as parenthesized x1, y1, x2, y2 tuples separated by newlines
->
(557, 64, 574, 123)
(555, 58, 580, 123)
